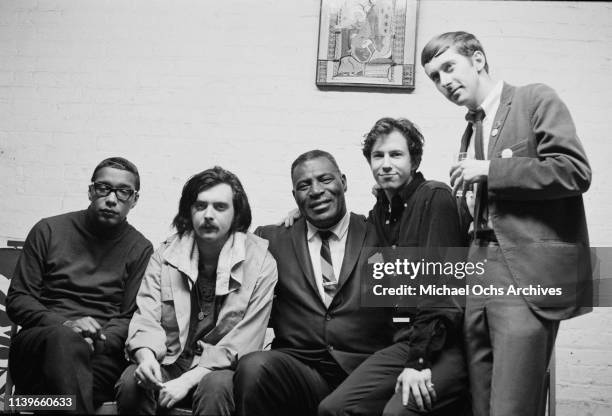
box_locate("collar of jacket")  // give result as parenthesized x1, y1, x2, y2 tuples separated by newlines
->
(162, 231, 246, 295)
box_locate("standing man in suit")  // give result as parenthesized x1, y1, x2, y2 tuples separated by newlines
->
(421, 31, 592, 416)
(233, 150, 394, 416)
(6, 157, 153, 414)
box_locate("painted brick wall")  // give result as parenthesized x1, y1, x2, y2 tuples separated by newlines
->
(0, 1, 610, 414)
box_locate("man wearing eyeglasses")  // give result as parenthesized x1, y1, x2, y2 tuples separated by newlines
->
(6, 157, 153, 414)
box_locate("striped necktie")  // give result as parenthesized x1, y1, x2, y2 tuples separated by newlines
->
(319, 230, 337, 307)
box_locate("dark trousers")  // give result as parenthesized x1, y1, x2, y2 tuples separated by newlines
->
(319, 342, 470, 416)
(9, 325, 127, 414)
(115, 363, 234, 415)
(234, 350, 348, 416)
(465, 244, 559, 416)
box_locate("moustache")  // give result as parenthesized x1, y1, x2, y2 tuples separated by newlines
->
(200, 221, 219, 232)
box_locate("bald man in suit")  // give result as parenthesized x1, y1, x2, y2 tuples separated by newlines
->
(233, 150, 394, 416)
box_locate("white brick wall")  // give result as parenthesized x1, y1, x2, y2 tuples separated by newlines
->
(0, 1, 610, 413)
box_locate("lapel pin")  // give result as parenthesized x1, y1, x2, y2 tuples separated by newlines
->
(491, 128, 499, 137)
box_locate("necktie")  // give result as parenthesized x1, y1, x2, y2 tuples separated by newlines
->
(319, 230, 337, 307)
(466, 108, 486, 159)
(465, 108, 488, 233)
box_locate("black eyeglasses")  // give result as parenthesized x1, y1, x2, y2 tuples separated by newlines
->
(89, 182, 137, 202)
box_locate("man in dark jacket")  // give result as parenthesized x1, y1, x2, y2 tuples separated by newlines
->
(422, 31, 591, 416)
(233, 150, 395, 416)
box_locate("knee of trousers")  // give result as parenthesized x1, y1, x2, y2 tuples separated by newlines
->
(234, 351, 276, 392)
(319, 396, 375, 416)
(115, 364, 152, 413)
(193, 369, 234, 415)
(194, 369, 234, 401)
(115, 365, 139, 396)
(382, 399, 416, 416)
(41, 326, 91, 365)
(317, 395, 343, 416)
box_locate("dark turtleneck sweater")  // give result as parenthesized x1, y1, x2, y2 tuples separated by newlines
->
(7, 209, 153, 354)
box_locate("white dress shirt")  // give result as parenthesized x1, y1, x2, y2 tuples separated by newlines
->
(467, 80, 504, 160)
(465, 80, 504, 230)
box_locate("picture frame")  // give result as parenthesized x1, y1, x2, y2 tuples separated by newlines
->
(316, 0, 419, 90)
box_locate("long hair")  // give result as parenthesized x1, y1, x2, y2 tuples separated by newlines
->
(172, 166, 252, 236)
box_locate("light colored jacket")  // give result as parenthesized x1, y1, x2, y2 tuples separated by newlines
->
(126, 231, 278, 370)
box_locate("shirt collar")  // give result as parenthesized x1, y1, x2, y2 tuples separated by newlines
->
(379, 171, 425, 207)
(479, 80, 504, 120)
(214, 232, 246, 295)
(306, 210, 350, 242)
(162, 231, 247, 295)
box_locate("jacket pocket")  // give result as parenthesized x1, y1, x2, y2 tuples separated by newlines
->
(160, 285, 179, 334)
(503, 241, 583, 309)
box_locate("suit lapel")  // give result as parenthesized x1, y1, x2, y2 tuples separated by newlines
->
(488, 82, 515, 158)
(336, 213, 366, 293)
(290, 219, 322, 301)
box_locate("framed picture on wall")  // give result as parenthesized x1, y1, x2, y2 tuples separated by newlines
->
(316, 0, 419, 89)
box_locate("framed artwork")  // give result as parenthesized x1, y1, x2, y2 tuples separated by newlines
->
(316, 0, 419, 89)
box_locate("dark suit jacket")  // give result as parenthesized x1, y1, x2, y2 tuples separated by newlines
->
(255, 213, 394, 374)
(461, 83, 591, 320)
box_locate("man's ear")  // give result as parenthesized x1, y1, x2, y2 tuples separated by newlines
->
(292, 189, 297, 203)
(472, 51, 486, 73)
(130, 192, 139, 209)
(341, 174, 347, 193)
